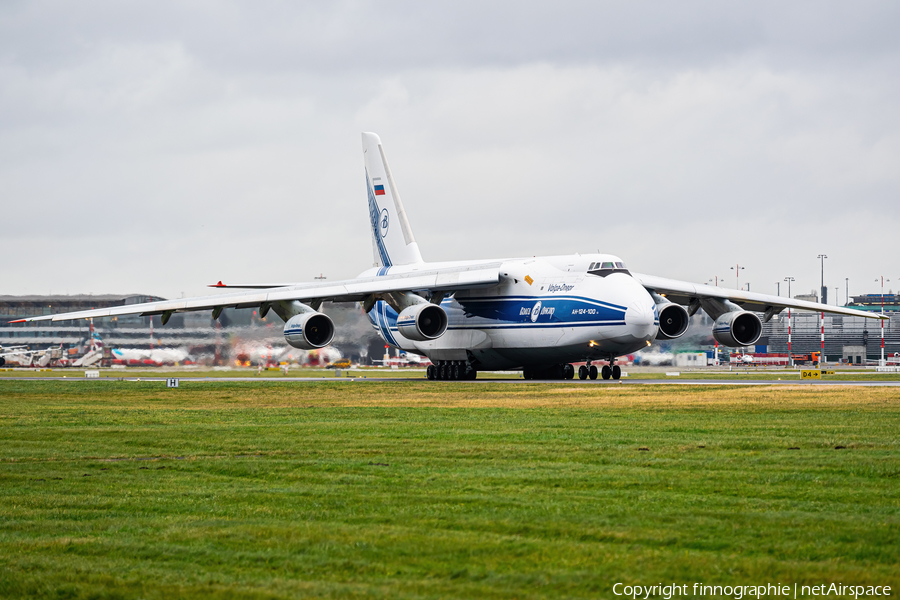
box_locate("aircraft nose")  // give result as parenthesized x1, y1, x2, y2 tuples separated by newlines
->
(625, 301, 657, 342)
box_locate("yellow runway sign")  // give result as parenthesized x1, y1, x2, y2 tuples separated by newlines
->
(800, 370, 821, 379)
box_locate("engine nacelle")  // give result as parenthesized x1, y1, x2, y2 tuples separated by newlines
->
(283, 312, 335, 349)
(396, 304, 448, 341)
(712, 311, 762, 347)
(655, 302, 690, 340)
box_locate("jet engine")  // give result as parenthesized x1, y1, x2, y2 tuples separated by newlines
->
(283, 312, 335, 349)
(655, 302, 690, 340)
(712, 311, 762, 347)
(396, 304, 448, 341)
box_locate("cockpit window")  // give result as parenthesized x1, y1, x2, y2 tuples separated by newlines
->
(588, 260, 632, 278)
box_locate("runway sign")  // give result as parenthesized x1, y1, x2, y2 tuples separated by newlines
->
(800, 370, 821, 379)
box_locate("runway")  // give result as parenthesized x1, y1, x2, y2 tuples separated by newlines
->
(6, 376, 900, 386)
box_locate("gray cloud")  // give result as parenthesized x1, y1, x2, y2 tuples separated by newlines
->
(1, 1, 898, 302)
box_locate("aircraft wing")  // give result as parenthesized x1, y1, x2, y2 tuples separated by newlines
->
(10, 263, 502, 324)
(0, 349, 33, 358)
(635, 273, 887, 321)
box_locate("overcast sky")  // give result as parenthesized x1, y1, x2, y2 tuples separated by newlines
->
(2, 1, 898, 303)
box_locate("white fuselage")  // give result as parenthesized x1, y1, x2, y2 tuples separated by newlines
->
(362, 253, 659, 370)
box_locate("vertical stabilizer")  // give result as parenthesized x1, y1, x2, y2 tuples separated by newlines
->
(362, 132, 423, 268)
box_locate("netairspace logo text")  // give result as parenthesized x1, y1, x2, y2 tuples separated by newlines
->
(612, 583, 893, 600)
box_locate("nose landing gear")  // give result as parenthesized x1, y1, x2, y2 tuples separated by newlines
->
(578, 363, 598, 380)
(589, 355, 622, 381)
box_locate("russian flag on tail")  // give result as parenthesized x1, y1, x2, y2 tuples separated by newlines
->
(373, 177, 386, 196)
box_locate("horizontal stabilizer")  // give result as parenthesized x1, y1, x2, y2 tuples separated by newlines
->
(208, 281, 295, 289)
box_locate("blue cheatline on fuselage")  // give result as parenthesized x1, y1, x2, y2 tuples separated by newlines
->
(457, 295, 626, 329)
(367, 295, 629, 349)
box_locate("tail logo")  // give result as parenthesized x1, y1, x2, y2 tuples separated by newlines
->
(380, 208, 390, 238)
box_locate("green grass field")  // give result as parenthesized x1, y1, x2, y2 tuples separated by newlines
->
(1, 381, 898, 599)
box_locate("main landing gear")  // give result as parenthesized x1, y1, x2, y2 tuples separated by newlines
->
(522, 364, 576, 380)
(427, 360, 476, 381)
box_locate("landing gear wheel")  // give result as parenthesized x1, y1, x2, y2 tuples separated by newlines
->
(551, 364, 564, 380)
(563, 364, 575, 380)
(612, 365, 621, 380)
(452, 363, 461, 380)
(439, 363, 448, 380)
(523, 367, 533, 380)
(578, 365, 588, 380)
(427, 365, 435, 380)
(589, 365, 598, 380)
(601, 365, 612, 380)
(466, 368, 477, 380)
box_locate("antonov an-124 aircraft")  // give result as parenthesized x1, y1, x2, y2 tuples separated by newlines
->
(13, 133, 885, 380)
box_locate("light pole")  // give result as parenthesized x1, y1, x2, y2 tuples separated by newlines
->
(785, 277, 795, 367)
(731, 264, 745, 289)
(709, 276, 725, 287)
(845, 278, 849, 306)
(817, 254, 828, 304)
(876, 277, 891, 365)
(776, 282, 780, 296)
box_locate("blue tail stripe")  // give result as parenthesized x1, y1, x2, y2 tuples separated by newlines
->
(366, 171, 392, 267)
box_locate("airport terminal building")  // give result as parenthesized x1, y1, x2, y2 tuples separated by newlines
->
(0, 294, 252, 352)
(0, 294, 381, 364)
(760, 293, 900, 362)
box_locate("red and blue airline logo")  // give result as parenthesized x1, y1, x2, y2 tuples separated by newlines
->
(374, 184, 385, 196)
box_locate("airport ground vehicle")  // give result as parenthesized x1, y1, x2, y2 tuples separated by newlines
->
(791, 352, 822, 365)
